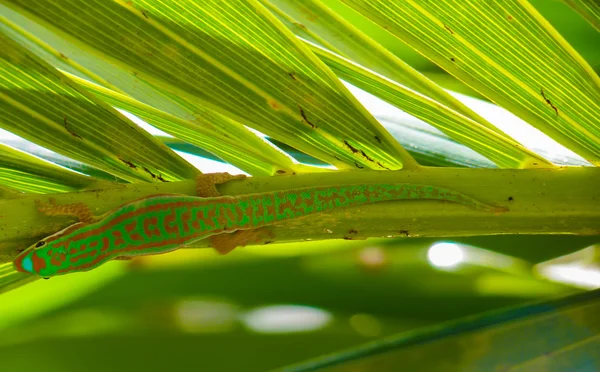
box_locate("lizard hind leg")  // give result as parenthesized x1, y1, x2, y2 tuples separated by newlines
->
(210, 228, 275, 255)
(196, 172, 246, 198)
(35, 198, 97, 224)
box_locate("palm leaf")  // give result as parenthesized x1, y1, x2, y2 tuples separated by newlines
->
(280, 289, 600, 371)
(0, 31, 198, 182)
(563, 0, 600, 32)
(0, 1, 598, 369)
(342, 0, 600, 165)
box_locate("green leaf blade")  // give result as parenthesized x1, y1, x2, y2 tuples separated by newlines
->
(562, 0, 600, 33)
(3, 0, 420, 169)
(311, 44, 553, 169)
(342, 0, 600, 166)
(263, 0, 513, 140)
(0, 31, 199, 182)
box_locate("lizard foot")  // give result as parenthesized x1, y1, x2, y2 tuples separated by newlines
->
(210, 228, 275, 255)
(35, 198, 96, 223)
(196, 172, 246, 197)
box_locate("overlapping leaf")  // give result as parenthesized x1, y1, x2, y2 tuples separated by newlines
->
(2, 0, 419, 170)
(261, 0, 510, 138)
(68, 73, 297, 176)
(2, 137, 128, 183)
(0, 262, 36, 295)
(342, 0, 600, 166)
(0, 144, 105, 193)
(310, 44, 551, 168)
(0, 31, 199, 183)
(563, 0, 600, 32)
(0, 14, 299, 176)
(282, 290, 600, 371)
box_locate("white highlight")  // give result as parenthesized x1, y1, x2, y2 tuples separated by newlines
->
(427, 242, 465, 268)
(537, 264, 600, 289)
(241, 305, 332, 334)
(174, 151, 246, 175)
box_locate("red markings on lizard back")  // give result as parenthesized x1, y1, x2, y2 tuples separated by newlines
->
(32, 251, 47, 272)
(51, 253, 66, 266)
(316, 191, 339, 207)
(143, 216, 161, 238)
(101, 237, 110, 252)
(45, 222, 88, 243)
(275, 192, 306, 218)
(164, 209, 179, 235)
(61, 201, 196, 244)
(125, 221, 144, 241)
(112, 230, 125, 246)
(181, 210, 191, 233)
(56, 233, 209, 274)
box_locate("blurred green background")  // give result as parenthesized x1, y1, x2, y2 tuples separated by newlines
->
(1, 0, 599, 371)
(1, 235, 598, 371)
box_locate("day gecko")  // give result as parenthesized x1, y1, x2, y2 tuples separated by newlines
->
(14, 173, 506, 277)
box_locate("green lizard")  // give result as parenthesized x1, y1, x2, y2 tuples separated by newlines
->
(14, 173, 506, 277)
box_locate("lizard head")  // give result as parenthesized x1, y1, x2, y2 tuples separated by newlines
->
(13, 222, 88, 277)
(14, 238, 53, 276)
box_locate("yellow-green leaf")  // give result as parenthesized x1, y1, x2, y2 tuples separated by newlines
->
(342, 0, 600, 166)
(282, 290, 600, 371)
(262, 0, 512, 140)
(310, 43, 553, 169)
(0, 144, 106, 193)
(562, 0, 600, 32)
(67, 73, 298, 176)
(0, 30, 199, 182)
(2, 0, 420, 169)
(0, 15, 300, 176)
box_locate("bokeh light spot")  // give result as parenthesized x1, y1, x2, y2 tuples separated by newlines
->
(427, 242, 464, 268)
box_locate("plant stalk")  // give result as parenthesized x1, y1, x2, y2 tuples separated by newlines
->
(0, 168, 598, 263)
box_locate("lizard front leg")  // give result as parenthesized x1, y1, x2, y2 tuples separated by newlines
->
(196, 172, 246, 198)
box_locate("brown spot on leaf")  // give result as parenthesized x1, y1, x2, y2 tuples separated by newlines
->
(268, 99, 281, 111)
(444, 24, 454, 34)
(118, 157, 137, 169)
(63, 115, 82, 139)
(292, 22, 307, 31)
(376, 161, 390, 170)
(299, 106, 316, 128)
(360, 149, 374, 162)
(540, 88, 558, 116)
(142, 167, 157, 179)
(344, 140, 359, 154)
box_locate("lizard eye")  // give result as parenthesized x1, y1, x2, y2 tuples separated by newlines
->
(34, 241, 46, 249)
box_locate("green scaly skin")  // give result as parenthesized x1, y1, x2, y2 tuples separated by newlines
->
(13, 183, 506, 277)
